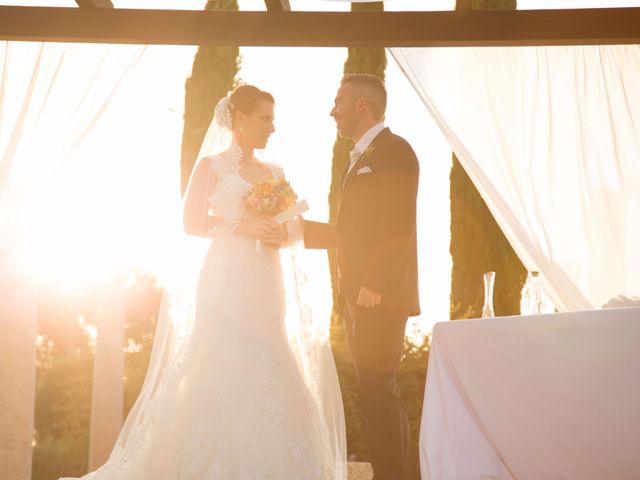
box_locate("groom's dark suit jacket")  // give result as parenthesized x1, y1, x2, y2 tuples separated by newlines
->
(304, 127, 420, 316)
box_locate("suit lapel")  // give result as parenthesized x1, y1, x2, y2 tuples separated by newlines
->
(340, 159, 351, 193)
(338, 127, 390, 216)
(341, 127, 389, 193)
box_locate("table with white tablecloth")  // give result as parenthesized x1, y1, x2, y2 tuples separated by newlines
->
(420, 307, 640, 480)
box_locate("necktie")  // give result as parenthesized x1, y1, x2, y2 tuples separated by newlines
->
(348, 148, 362, 174)
(342, 148, 361, 191)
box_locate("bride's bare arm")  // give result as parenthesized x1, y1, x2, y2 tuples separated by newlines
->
(183, 158, 223, 237)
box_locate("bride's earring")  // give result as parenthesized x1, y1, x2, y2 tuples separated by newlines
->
(239, 124, 245, 134)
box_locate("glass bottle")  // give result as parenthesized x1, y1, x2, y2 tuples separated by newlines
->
(530, 271, 542, 314)
(520, 271, 533, 315)
(521, 271, 547, 315)
(482, 271, 495, 318)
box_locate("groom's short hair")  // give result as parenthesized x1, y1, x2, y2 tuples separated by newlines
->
(341, 74, 387, 120)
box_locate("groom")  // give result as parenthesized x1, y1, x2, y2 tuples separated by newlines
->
(304, 74, 420, 480)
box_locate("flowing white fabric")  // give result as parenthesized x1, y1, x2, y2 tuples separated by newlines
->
(0, 41, 143, 480)
(0, 42, 144, 232)
(391, 45, 640, 311)
(60, 98, 347, 479)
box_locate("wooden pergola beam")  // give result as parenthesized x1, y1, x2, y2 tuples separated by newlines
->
(1, 6, 639, 47)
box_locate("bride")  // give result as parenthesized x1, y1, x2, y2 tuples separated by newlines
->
(61, 84, 347, 479)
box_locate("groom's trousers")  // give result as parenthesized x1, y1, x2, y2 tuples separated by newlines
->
(344, 299, 411, 480)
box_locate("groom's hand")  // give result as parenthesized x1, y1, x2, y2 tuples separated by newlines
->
(356, 287, 381, 308)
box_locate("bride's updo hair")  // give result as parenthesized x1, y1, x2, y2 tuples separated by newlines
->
(228, 84, 274, 122)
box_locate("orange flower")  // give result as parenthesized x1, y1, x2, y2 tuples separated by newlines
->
(244, 177, 298, 217)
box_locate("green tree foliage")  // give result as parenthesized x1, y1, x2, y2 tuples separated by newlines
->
(471, 0, 518, 10)
(180, 0, 240, 195)
(450, 0, 526, 320)
(31, 272, 428, 480)
(471, 0, 516, 8)
(450, 161, 526, 318)
(398, 338, 430, 479)
(331, 318, 429, 480)
(328, 1, 387, 309)
(35, 3, 241, 475)
(326, 4, 428, 479)
(328, 0, 387, 461)
(32, 272, 161, 480)
(33, 5, 428, 476)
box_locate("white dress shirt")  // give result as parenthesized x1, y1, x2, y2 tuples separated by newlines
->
(348, 122, 385, 174)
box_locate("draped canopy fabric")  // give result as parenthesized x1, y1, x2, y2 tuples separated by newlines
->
(2, 25, 640, 480)
(0, 42, 144, 251)
(391, 45, 640, 312)
(0, 40, 144, 480)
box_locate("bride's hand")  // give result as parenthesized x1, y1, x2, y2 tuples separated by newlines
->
(263, 224, 288, 249)
(236, 217, 279, 240)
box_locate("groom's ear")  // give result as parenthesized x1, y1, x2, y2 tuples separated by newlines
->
(355, 96, 367, 113)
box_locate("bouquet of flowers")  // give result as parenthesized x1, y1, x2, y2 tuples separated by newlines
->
(244, 177, 298, 217)
(244, 177, 308, 252)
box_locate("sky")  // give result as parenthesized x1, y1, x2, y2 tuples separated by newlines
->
(6, 0, 635, 335)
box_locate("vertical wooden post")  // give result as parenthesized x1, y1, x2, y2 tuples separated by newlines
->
(88, 274, 125, 470)
(0, 250, 38, 480)
(456, 0, 473, 11)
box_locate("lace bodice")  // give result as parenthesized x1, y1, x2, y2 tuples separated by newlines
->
(207, 149, 284, 238)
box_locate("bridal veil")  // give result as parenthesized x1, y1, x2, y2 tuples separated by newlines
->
(104, 91, 347, 479)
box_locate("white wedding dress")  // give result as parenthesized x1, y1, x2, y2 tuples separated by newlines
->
(62, 151, 346, 479)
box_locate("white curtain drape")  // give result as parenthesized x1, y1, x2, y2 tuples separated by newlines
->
(0, 41, 143, 480)
(391, 45, 640, 312)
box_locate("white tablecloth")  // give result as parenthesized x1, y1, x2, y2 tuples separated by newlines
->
(420, 307, 640, 480)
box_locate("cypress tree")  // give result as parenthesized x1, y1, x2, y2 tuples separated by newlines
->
(328, 1, 387, 311)
(180, 0, 240, 195)
(450, 0, 526, 319)
(471, 0, 516, 8)
(327, 0, 387, 463)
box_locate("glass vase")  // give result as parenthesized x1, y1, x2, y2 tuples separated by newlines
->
(482, 271, 495, 318)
